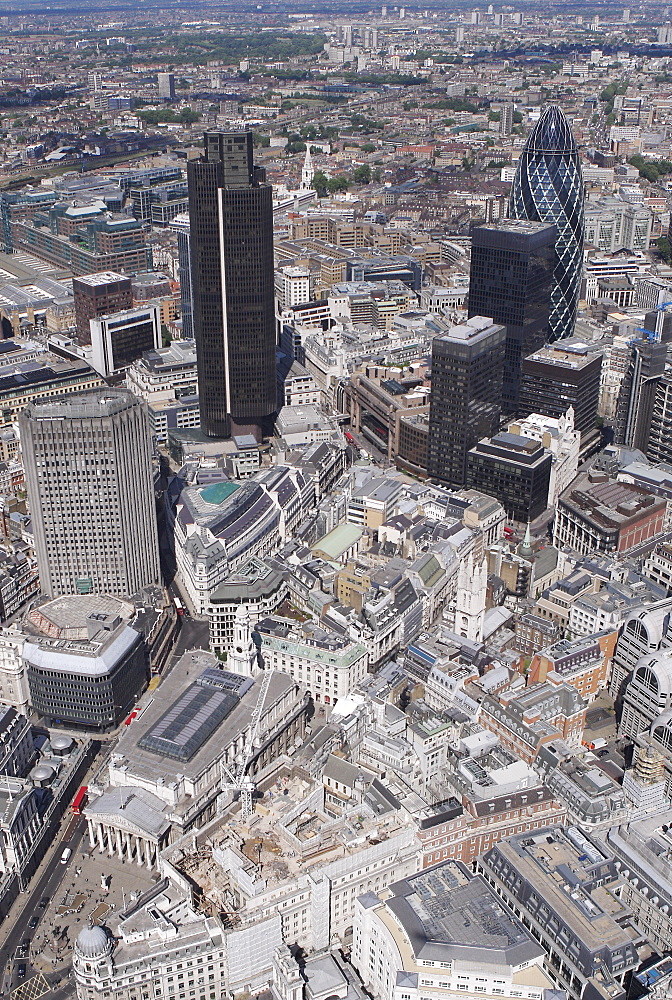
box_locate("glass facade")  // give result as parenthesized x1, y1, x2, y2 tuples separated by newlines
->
(469, 221, 556, 415)
(188, 131, 277, 439)
(427, 318, 505, 487)
(510, 106, 585, 343)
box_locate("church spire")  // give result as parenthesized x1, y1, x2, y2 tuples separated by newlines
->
(301, 145, 314, 191)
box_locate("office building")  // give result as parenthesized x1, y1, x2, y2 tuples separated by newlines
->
(648, 369, 672, 466)
(553, 469, 667, 558)
(519, 343, 602, 436)
(157, 71, 176, 100)
(427, 316, 505, 487)
(614, 339, 667, 453)
(510, 105, 585, 342)
(187, 130, 277, 439)
(353, 860, 556, 1000)
(73, 879, 280, 1000)
(90, 303, 161, 378)
(584, 199, 652, 254)
(0, 353, 104, 429)
(508, 409, 580, 506)
(20, 389, 160, 599)
(478, 828, 639, 1000)
(466, 431, 552, 522)
(23, 602, 148, 731)
(12, 215, 151, 278)
(469, 221, 555, 414)
(72, 271, 133, 346)
(169, 213, 192, 339)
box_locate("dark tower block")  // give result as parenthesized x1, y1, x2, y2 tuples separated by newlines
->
(188, 131, 277, 439)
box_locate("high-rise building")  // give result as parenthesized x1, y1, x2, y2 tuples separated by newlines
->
(187, 130, 277, 438)
(468, 221, 555, 414)
(510, 105, 585, 342)
(169, 213, 192, 339)
(614, 338, 667, 452)
(72, 271, 133, 345)
(427, 315, 505, 487)
(499, 101, 514, 136)
(648, 370, 672, 466)
(20, 389, 160, 599)
(519, 343, 602, 437)
(157, 72, 176, 100)
(89, 303, 162, 378)
(467, 431, 553, 522)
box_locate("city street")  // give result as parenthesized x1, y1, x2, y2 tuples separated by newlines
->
(0, 813, 85, 997)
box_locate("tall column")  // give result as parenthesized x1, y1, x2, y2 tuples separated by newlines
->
(115, 827, 123, 860)
(87, 818, 95, 849)
(123, 831, 132, 860)
(147, 842, 154, 869)
(136, 837, 144, 866)
(97, 824, 105, 853)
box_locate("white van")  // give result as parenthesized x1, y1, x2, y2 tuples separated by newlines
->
(60, 847, 72, 865)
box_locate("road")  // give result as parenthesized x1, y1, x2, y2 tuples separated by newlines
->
(0, 813, 86, 996)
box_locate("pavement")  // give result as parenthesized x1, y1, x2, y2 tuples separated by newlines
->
(30, 840, 158, 981)
(0, 812, 85, 997)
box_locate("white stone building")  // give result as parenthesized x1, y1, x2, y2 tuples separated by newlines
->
(508, 409, 580, 507)
(352, 860, 555, 1000)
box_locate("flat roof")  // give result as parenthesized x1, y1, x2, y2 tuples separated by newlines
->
(383, 861, 543, 967)
(72, 271, 129, 287)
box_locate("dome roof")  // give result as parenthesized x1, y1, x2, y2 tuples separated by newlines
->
(29, 764, 54, 782)
(51, 734, 74, 751)
(75, 924, 111, 959)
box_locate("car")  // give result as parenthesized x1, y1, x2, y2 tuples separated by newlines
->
(17, 963, 26, 978)
(21, 939, 30, 951)
(38, 897, 48, 909)
(28, 916, 38, 929)
(597, 748, 610, 758)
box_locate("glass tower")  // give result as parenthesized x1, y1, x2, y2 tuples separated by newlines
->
(427, 316, 506, 487)
(509, 105, 585, 343)
(469, 220, 556, 415)
(188, 131, 277, 439)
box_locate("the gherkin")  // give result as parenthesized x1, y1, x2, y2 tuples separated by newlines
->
(509, 105, 585, 342)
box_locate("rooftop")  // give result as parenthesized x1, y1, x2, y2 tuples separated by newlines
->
(72, 270, 129, 287)
(382, 860, 544, 967)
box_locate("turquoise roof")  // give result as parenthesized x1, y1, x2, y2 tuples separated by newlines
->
(199, 481, 240, 505)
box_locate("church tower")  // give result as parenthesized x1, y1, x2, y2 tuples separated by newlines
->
(301, 146, 314, 191)
(454, 552, 487, 642)
(227, 605, 260, 677)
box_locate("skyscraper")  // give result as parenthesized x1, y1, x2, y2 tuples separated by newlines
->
(170, 213, 192, 340)
(158, 71, 176, 100)
(20, 389, 161, 599)
(510, 105, 585, 342)
(188, 130, 277, 439)
(427, 315, 506, 487)
(469, 220, 555, 415)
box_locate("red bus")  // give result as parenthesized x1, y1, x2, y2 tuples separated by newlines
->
(173, 596, 185, 616)
(124, 711, 138, 726)
(72, 785, 88, 815)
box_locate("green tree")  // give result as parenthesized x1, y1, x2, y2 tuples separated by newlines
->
(312, 170, 329, 197)
(361, 142, 376, 153)
(327, 175, 349, 193)
(353, 164, 371, 184)
(657, 237, 672, 263)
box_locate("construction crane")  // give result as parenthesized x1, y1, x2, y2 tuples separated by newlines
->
(219, 668, 273, 820)
(635, 301, 672, 343)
